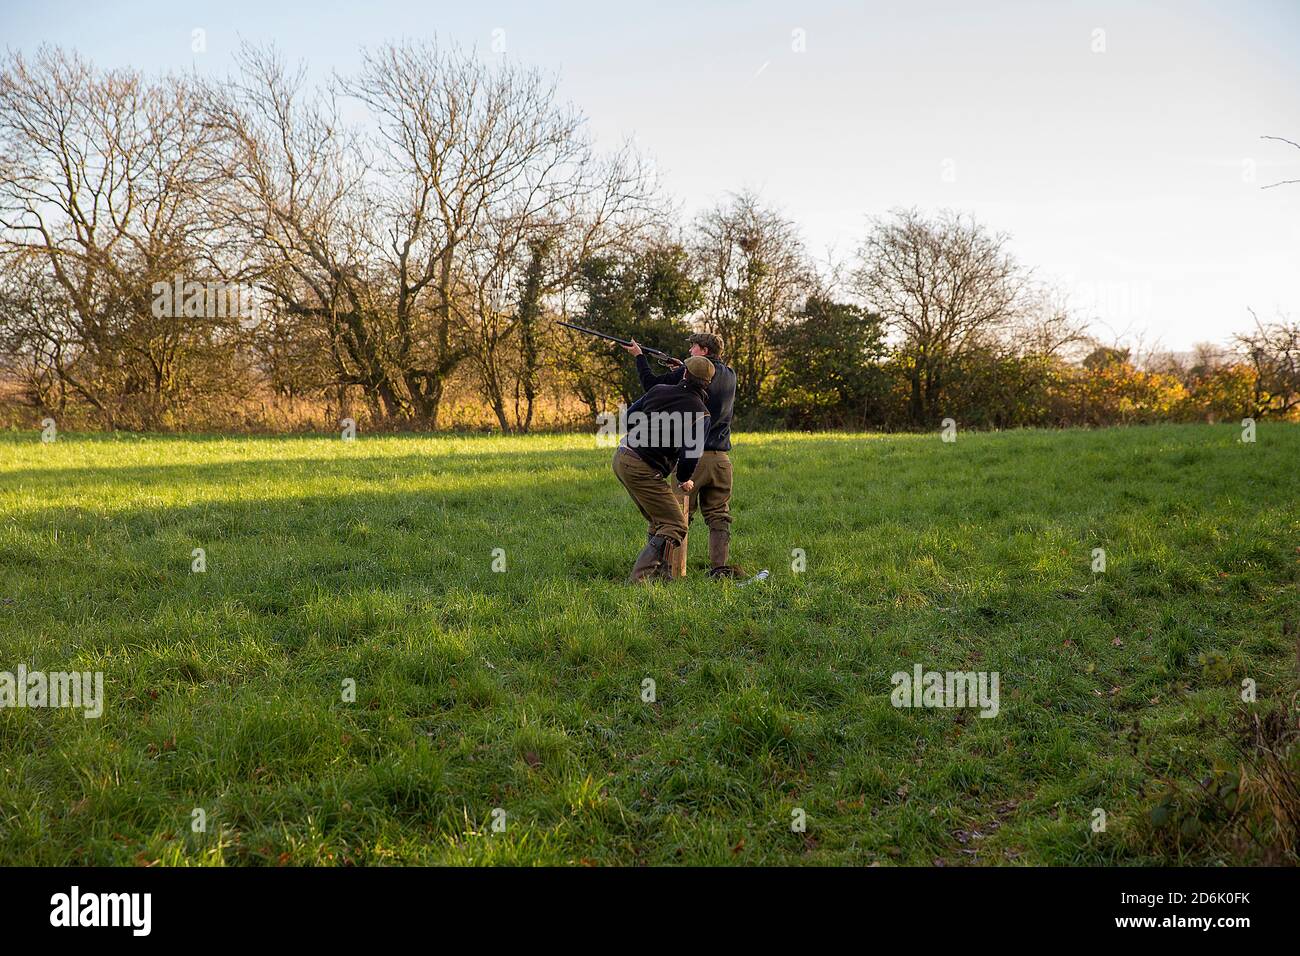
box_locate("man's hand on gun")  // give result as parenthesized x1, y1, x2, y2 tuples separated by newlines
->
(622, 338, 682, 367)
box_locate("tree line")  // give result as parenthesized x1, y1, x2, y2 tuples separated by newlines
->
(2, 43, 1297, 433)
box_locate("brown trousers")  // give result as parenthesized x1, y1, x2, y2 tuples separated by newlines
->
(674, 450, 733, 531)
(612, 447, 689, 544)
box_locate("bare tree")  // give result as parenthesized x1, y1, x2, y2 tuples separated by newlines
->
(338, 40, 659, 428)
(457, 141, 663, 433)
(0, 248, 76, 411)
(204, 46, 402, 422)
(1260, 135, 1300, 190)
(0, 47, 234, 427)
(852, 208, 1029, 425)
(692, 191, 814, 412)
(1013, 284, 1089, 360)
(1237, 310, 1300, 417)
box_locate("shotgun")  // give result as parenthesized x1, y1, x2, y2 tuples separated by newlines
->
(555, 321, 683, 368)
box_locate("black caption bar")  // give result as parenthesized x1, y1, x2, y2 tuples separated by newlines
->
(0, 866, 1286, 943)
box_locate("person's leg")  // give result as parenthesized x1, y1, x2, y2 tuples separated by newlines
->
(615, 450, 687, 581)
(613, 448, 655, 525)
(698, 452, 737, 574)
(615, 449, 661, 580)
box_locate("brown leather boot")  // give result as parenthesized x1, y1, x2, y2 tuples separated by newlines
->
(628, 535, 668, 583)
(708, 528, 731, 570)
(707, 528, 745, 578)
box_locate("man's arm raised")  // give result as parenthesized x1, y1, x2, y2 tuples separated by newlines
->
(623, 339, 684, 390)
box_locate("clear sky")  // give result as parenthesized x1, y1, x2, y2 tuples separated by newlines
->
(3, 0, 1298, 350)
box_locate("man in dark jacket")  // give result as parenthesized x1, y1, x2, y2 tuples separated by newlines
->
(612, 355, 713, 582)
(623, 332, 741, 577)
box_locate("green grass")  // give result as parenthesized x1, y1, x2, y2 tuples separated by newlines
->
(0, 424, 1296, 865)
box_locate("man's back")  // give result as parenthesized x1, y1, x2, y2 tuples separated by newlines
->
(620, 382, 711, 481)
(636, 355, 735, 451)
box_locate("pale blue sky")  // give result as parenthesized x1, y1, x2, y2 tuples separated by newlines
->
(4, 0, 1298, 349)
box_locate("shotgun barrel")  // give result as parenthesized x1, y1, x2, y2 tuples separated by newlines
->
(555, 321, 682, 367)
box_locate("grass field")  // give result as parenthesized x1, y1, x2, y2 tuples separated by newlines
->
(1, 424, 1297, 866)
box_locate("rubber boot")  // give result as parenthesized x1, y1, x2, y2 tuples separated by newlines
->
(629, 535, 668, 583)
(708, 528, 730, 570)
(707, 528, 744, 579)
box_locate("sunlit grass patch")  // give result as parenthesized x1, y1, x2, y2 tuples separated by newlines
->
(0, 423, 1296, 864)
